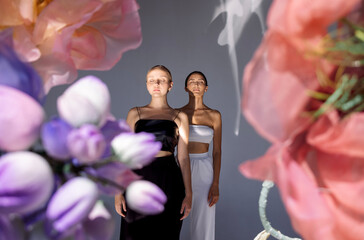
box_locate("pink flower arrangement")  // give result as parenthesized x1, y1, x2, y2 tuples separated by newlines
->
(240, 0, 364, 239)
(0, 0, 142, 93)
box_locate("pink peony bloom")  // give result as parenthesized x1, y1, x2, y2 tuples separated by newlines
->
(240, 0, 364, 239)
(0, 0, 142, 93)
(0, 85, 44, 151)
(268, 0, 361, 39)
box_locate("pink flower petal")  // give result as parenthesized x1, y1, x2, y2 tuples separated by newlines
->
(275, 148, 336, 240)
(242, 31, 319, 143)
(268, 0, 361, 38)
(308, 111, 364, 158)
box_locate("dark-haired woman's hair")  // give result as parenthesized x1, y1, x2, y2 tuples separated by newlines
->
(184, 71, 208, 87)
(148, 65, 172, 82)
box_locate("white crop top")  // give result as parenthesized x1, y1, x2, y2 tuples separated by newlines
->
(189, 125, 214, 144)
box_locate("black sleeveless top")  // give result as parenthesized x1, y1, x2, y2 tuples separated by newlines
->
(134, 108, 180, 153)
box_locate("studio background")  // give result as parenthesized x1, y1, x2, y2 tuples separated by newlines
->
(44, 0, 301, 239)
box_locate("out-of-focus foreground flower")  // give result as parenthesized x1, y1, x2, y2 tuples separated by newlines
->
(0, 3, 166, 238)
(0, 0, 142, 93)
(240, 0, 364, 239)
(126, 180, 167, 215)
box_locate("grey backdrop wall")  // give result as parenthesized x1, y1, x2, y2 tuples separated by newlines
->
(44, 0, 302, 239)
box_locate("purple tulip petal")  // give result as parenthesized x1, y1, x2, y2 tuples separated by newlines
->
(0, 85, 44, 151)
(57, 76, 110, 127)
(82, 201, 115, 240)
(0, 29, 44, 103)
(0, 151, 54, 214)
(126, 180, 167, 215)
(111, 132, 161, 169)
(41, 117, 73, 160)
(67, 124, 106, 164)
(46, 177, 98, 238)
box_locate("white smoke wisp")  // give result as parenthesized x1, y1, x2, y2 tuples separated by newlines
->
(211, 0, 265, 136)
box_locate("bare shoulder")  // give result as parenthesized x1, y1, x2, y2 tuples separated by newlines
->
(175, 109, 188, 127)
(126, 107, 140, 128)
(208, 108, 221, 120)
(127, 107, 139, 118)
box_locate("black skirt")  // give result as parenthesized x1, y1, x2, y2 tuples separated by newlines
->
(120, 154, 185, 240)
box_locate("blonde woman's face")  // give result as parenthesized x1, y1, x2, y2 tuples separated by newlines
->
(146, 69, 173, 96)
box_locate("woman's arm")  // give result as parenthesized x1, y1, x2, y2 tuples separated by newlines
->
(176, 111, 192, 220)
(114, 107, 139, 216)
(208, 110, 222, 207)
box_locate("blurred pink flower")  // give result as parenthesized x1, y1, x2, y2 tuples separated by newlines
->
(0, 85, 44, 151)
(240, 0, 364, 239)
(0, 0, 142, 92)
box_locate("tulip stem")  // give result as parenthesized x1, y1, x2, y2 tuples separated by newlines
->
(259, 181, 301, 240)
(84, 171, 125, 192)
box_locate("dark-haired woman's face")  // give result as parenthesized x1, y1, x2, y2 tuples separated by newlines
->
(185, 73, 207, 96)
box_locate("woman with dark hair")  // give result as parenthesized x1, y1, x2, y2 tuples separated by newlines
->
(179, 71, 222, 240)
(115, 65, 192, 240)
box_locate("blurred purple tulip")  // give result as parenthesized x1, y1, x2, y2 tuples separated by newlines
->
(41, 117, 73, 160)
(85, 161, 140, 195)
(80, 201, 115, 240)
(126, 180, 167, 215)
(46, 177, 98, 239)
(0, 215, 25, 240)
(67, 124, 106, 164)
(0, 85, 44, 151)
(0, 151, 54, 214)
(111, 132, 161, 169)
(57, 76, 110, 127)
(0, 29, 44, 103)
(100, 119, 131, 158)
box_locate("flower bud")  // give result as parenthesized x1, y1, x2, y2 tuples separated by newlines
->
(57, 76, 110, 127)
(126, 180, 167, 215)
(67, 124, 106, 164)
(0, 85, 44, 151)
(81, 201, 115, 240)
(111, 132, 161, 169)
(46, 177, 98, 239)
(0, 151, 54, 214)
(41, 117, 73, 160)
(100, 119, 131, 158)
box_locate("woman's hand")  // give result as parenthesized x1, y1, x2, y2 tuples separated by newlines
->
(114, 193, 126, 217)
(180, 194, 192, 220)
(208, 184, 219, 207)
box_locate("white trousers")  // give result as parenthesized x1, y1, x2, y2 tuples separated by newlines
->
(189, 152, 215, 240)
